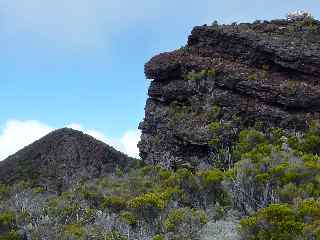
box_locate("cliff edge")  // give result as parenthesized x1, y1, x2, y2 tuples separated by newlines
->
(139, 18, 320, 168)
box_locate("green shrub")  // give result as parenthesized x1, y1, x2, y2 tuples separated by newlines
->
(128, 192, 167, 210)
(64, 224, 85, 239)
(209, 121, 222, 132)
(102, 196, 126, 212)
(240, 204, 304, 240)
(197, 209, 208, 225)
(298, 199, 320, 220)
(184, 69, 216, 81)
(236, 130, 267, 157)
(120, 211, 137, 226)
(0, 184, 9, 199)
(240, 199, 320, 240)
(165, 208, 187, 231)
(212, 20, 219, 28)
(0, 212, 15, 229)
(248, 72, 258, 81)
(152, 234, 164, 240)
(210, 105, 221, 120)
(200, 168, 224, 187)
(115, 167, 125, 177)
(32, 186, 46, 194)
(164, 207, 208, 239)
(0, 231, 22, 240)
(105, 230, 127, 240)
(159, 169, 172, 180)
(80, 186, 101, 204)
(302, 133, 320, 154)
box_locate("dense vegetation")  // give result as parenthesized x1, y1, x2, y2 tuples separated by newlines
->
(0, 159, 231, 239)
(1, 119, 320, 239)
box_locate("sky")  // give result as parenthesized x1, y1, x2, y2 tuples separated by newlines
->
(0, 0, 319, 160)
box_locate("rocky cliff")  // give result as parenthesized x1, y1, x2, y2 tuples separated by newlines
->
(139, 18, 320, 169)
(0, 128, 135, 193)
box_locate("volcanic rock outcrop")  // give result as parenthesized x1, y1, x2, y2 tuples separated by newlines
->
(139, 18, 320, 168)
(0, 128, 135, 193)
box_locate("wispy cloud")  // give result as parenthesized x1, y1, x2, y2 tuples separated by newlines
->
(0, 119, 140, 160)
(0, 0, 175, 50)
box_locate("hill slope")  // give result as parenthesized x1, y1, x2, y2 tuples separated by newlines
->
(0, 128, 135, 192)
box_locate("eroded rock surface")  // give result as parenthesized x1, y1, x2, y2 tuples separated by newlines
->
(139, 18, 320, 168)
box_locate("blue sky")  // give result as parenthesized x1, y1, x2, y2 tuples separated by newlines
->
(0, 0, 319, 159)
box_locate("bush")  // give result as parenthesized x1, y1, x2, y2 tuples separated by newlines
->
(240, 199, 320, 240)
(200, 168, 224, 187)
(0, 231, 22, 240)
(235, 130, 267, 158)
(105, 230, 127, 240)
(240, 204, 304, 240)
(120, 211, 137, 226)
(128, 192, 167, 210)
(63, 224, 85, 239)
(0, 212, 15, 230)
(164, 208, 208, 239)
(152, 234, 164, 240)
(184, 69, 216, 81)
(165, 208, 186, 232)
(102, 196, 126, 212)
(0, 185, 9, 200)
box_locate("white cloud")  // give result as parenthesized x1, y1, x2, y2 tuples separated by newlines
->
(0, 119, 140, 161)
(0, 120, 54, 160)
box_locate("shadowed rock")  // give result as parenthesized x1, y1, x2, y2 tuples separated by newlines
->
(139, 18, 320, 168)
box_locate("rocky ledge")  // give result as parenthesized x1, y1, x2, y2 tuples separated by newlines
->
(139, 18, 320, 169)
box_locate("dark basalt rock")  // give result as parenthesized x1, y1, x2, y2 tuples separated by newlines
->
(0, 128, 135, 193)
(139, 18, 320, 169)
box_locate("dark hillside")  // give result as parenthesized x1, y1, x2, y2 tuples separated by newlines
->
(0, 128, 135, 192)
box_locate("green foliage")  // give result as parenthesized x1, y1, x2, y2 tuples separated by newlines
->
(0, 212, 15, 229)
(210, 105, 221, 120)
(168, 101, 192, 121)
(228, 123, 320, 239)
(63, 224, 85, 239)
(45, 193, 95, 225)
(152, 234, 164, 240)
(287, 120, 320, 155)
(240, 204, 304, 240)
(165, 208, 187, 231)
(209, 121, 222, 132)
(32, 186, 45, 194)
(164, 207, 208, 238)
(240, 199, 320, 240)
(128, 190, 171, 210)
(105, 230, 127, 240)
(0, 184, 9, 200)
(120, 211, 137, 226)
(200, 168, 224, 187)
(80, 185, 101, 204)
(184, 69, 216, 81)
(115, 166, 125, 177)
(236, 129, 267, 157)
(212, 20, 219, 28)
(159, 169, 172, 180)
(248, 72, 258, 81)
(197, 209, 208, 225)
(0, 231, 22, 240)
(102, 196, 126, 212)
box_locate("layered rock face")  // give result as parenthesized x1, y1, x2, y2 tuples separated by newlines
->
(0, 128, 135, 192)
(139, 18, 320, 168)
